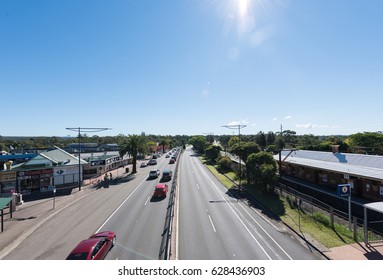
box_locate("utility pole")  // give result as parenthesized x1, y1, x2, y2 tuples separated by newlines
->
(66, 127, 111, 191)
(222, 124, 247, 187)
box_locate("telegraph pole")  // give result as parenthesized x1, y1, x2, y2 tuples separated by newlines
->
(222, 124, 247, 187)
(66, 127, 111, 191)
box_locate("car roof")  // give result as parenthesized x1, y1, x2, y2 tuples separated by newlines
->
(70, 238, 102, 254)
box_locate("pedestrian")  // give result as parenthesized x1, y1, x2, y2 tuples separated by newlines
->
(109, 173, 113, 180)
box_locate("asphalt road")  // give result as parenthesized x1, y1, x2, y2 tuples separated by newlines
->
(176, 146, 324, 260)
(3, 154, 176, 260)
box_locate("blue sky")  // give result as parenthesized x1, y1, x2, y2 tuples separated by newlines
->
(1, 0, 382, 137)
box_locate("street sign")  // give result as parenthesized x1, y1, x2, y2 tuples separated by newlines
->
(337, 183, 351, 197)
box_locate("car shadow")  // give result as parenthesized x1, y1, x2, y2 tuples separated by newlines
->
(150, 196, 166, 202)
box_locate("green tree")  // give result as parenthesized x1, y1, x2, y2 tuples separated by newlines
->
(217, 135, 231, 153)
(119, 134, 146, 174)
(217, 156, 232, 173)
(246, 152, 278, 192)
(230, 142, 260, 183)
(228, 136, 240, 148)
(348, 132, 383, 154)
(159, 138, 170, 154)
(255, 131, 266, 149)
(188, 136, 207, 154)
(205, 145, 222, 164)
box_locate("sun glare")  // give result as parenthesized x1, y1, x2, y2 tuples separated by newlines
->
(237, 0, 250, 18)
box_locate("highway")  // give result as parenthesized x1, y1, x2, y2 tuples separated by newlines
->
(3, 147, 324, 260)
(176, 146, 323, 260)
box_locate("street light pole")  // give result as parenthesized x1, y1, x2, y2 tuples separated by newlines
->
(66, 127, 111, 191)
(222, 124, 247, 187)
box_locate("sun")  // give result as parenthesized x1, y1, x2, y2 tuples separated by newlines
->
(237, 0, 251, 18)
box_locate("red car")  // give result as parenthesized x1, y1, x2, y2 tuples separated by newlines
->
(153, 183, 168, 198)
(66, 231, 116, 260)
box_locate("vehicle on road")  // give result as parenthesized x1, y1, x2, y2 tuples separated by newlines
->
(140, 162, 147, 167)
(66, 231, 116, 260)
(161, 169, 172, 182)
(147, 159, 157, 165)
(152, 183, 168, 198)
(149, 169, 160, 179)
(169, 158, 175, 164)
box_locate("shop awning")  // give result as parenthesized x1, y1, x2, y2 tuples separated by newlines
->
(0, 197, 12, 212)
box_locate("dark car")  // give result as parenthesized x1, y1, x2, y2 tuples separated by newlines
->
(153, 183, 168, 198)
(161, 169, 172, 181)
(169, 158, 175, 164)
(66, 231, 116, 260)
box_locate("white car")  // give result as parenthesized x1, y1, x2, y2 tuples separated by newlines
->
(140, 162, 147, 168)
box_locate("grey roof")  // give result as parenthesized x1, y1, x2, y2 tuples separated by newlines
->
(364, 202, 383, 213)
(279, 150, 383, 168)
(275, 150, 383, 181)
(40, 146, 88, 165)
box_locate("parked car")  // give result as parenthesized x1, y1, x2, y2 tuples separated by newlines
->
(149, 169, 160, 179)
(153, 183, 168, 198)
(66, 231, 116, 260)
(161, 169, 172, 181)
(140, 162, 147, 168)
(169, 158, 175, 164)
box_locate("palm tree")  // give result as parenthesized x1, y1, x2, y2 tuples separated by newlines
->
(119, 134, 146, 174)
(159, 138, 170, 154)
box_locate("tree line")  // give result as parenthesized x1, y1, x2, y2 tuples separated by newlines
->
(1, 131, 383, 155)
(188, 131, 383, 194)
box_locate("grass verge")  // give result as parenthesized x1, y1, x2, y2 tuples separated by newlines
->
(203, 159, 358, 249)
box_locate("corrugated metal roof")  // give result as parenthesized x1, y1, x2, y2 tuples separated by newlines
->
(275, 150, 383, 181)
(279, 150, 383, 169)
(40, 146, 87, 165)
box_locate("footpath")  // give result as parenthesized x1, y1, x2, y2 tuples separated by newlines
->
(1, 164, 383, 260)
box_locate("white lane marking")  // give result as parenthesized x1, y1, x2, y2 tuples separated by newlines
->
(236, 198, 293, 260)
(196, 183, 200, 190)
(144, 195, 151, 206)
(208, 214, 216, 233)
(195, 162, 272, 260)
(96, 178, 147, 233)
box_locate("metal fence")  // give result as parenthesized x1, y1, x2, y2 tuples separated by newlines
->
(158, 149, 181, 260)
(277, 182, 383, 244)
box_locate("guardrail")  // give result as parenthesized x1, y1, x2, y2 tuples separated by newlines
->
(158, 149, 182, 260)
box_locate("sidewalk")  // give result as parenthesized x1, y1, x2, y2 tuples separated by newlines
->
(1, 165, 382, 260)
